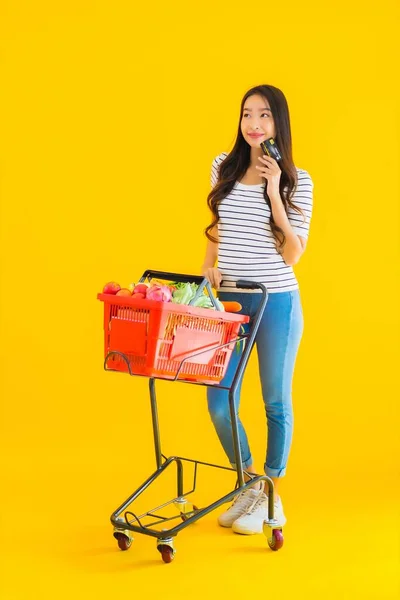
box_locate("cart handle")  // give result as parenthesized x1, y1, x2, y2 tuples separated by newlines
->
(140, 270, 206, 285)
(236, 279, 266, 291)
(140, 272, 264, 291)
(139, 269, 222, 311)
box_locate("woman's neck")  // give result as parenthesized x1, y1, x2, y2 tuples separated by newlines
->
(249, 146, 264, 168)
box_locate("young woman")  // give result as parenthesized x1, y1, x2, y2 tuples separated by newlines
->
(202, 84, 314, 535)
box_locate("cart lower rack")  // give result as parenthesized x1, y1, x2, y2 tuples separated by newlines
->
(97, 270, 284, 563)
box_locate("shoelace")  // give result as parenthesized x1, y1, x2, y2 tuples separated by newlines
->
(232, 488, 253, 507)
(245, 481, 268, 515)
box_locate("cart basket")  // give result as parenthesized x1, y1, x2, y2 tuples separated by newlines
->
(97, 271, 249, 385)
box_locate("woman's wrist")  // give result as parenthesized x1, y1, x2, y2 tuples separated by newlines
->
(202, 263, 215, 271)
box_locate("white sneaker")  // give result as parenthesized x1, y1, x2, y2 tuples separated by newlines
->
(271, 496, 287, 527)
(218, 487, 261, 528)
(232, 489, 269, 535)
(233, 493, 287, 534)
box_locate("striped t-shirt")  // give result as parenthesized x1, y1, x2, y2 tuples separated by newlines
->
(210, 152, 314, 294)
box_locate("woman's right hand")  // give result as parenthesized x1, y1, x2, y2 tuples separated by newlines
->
(202, 267, 223, 289)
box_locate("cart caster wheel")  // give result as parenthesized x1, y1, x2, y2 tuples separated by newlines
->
(180, 504, 199, 521)
(114, 532, 132, 551)
(160, 546, 175, 563)
(267, 529, 284, 551)
(157, 537, 176, 563)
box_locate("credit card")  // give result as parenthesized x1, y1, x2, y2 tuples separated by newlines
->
(260, 138, 282, 162)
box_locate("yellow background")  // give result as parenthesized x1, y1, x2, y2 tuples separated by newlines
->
(1, 1, 399, 598)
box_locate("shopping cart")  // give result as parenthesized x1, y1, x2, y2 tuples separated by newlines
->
(97, 269, 284, 563)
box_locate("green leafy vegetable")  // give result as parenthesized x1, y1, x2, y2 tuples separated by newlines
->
(170, 282, 225, 311)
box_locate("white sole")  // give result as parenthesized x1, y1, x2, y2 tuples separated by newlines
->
(232, 526, 262, 535)
(218, 521, 234, 528)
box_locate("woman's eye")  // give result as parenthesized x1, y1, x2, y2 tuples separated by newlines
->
(243, 113, 269, 118)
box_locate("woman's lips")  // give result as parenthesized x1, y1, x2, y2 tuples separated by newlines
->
(248, 133, 264, 138)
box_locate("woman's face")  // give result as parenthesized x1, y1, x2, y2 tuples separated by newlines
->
(240, 94, 276, 148)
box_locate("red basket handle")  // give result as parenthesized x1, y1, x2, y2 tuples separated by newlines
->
(139, 270, 223, 311)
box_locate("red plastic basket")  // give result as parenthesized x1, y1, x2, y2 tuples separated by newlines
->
(97, 293, 250, 384)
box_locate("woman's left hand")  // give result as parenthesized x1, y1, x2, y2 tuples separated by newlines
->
(256, 155, 281, 196)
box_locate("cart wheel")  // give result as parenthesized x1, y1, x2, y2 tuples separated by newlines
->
(114, 532, 132, 551)
(180, 504, 199, 521)
(267, 529, 284, 551)
(160, 546, 175, 563)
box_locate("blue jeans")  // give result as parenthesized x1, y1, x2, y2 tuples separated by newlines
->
(207, 290, 304, 478)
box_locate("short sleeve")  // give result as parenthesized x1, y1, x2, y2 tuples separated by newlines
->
(287, 170, 314, 240)
(210, 153, 227, 188)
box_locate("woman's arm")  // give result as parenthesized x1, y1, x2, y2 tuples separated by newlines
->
(201, 226, 222, 288)
(202, 231, 218, 270)
(256, 156, 313, 266)
(268, 194, 305, 265)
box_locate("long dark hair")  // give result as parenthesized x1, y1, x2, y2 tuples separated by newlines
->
(205, 84, 305, 251)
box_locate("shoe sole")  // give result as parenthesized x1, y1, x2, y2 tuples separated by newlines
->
(218, 521, 233, 528)
(232, 527, 261, 535)
(232, 518, 287, 534)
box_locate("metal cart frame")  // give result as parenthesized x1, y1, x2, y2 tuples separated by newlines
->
(102, 270, 284, 562)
